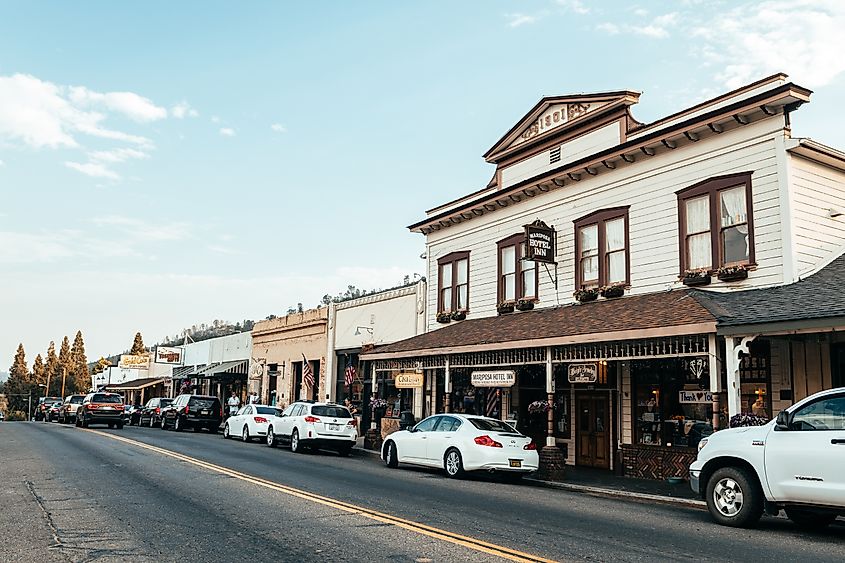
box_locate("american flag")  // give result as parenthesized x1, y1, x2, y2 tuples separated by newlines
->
(302, 354, 314, 388)
(344, 361, 356, 387)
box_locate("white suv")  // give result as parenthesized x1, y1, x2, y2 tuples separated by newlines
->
(690, 387, 845, 529)
(266, 402, 357, 456)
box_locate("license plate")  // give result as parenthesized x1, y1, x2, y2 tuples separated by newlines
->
(100, 406, 113, 410)
(508, 459, 522, 468)
(201, 410, 209, 415)
(328, 424, 340, 431)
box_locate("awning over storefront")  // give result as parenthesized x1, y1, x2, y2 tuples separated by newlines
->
(363, 290, 717, 362)
(195, 360, 249, 378)
(105, 377, 168, 391)
(172, 364, 205, 378)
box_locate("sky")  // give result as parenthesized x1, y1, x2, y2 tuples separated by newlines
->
(2, 0, 845, 369)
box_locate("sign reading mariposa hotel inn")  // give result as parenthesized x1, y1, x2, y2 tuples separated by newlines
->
(524, 220, 556, 263)
(471, 370, 516, 388)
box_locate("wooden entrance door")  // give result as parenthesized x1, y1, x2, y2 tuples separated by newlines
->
(576, 394, 610, 469)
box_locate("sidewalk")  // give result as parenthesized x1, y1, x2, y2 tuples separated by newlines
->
(353, 442, 704, 509)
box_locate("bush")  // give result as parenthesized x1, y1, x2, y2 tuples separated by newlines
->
(6, 410, 29, 421)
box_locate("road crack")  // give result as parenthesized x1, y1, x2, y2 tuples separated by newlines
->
(25, 479, 69, 559)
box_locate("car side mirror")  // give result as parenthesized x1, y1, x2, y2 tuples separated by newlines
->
(775, 410, 790, 431)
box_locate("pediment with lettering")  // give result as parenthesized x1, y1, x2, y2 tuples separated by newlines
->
(509, 102, 605, 149)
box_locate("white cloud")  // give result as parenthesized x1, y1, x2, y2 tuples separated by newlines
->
(0, 229, 137, 263)
(211, 115, 221, 123)
(171, 101, 198, 119)
(68, 86, 166, 122)
(270, 123, 287, 133)
(65, 161, 121, 180)
(596, 22, 620, 34)
(0, 159, 4, 167)
(89, 147, 149, 163)
(596, 12, 678, 39)
(92, 215, 191, 242)
(556, 0, 589, 15)
(506, 13, 538, 27)
(207, 244, 235, 254)
(219, 127, 235, 137)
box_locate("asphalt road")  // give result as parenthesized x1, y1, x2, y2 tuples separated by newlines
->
(1, 422, 843, 562)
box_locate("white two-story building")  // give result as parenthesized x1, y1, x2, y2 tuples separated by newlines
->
(364, 74, 845, 479)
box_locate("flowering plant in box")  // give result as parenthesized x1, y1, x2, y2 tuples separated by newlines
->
(369, 398, 388, 409)
(729, 413, 769, 428)
(573, 287, 600, 302)
(527, 400, 551, 414)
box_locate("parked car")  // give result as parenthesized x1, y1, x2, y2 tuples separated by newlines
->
(123, 404, 141, 425)
(381, 414, 539, 480)
(690, 387, 845, 529)
(47, 401, 64, 422)
(35, 396, 62, 421)
(223, 404, 280, 442)
(75, 392, 125, 428)
(0, 411, 5, 422)
(265, 402, 357, 455)
(58, 395, 86, 424)
(138, 397, 173, 428)
(160, 394, 222, 432)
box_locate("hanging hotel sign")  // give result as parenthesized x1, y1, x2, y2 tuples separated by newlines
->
(568, 363, 598, 383)
(118, 354, 150, 370)
(395, 372, 423, 389)
(154, 346, 184, 365)
(679, 390, 714, 404)
(471, 370, 516, 388)
(524, 220, 556, 263)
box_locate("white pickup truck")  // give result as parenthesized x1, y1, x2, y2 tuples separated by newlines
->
(690, 387, 845, 529)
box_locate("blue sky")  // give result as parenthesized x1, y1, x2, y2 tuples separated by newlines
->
(2, 0, 845, 368)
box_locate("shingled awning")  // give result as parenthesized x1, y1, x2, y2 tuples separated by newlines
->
(364, 290, 716, 360)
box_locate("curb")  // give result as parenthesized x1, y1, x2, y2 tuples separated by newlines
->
(352, 447, 381, 460)
(525, 477, 706, 510)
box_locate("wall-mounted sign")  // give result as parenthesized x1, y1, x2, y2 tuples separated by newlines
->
(679, 390, 714, 404)
(567, 363, 597, 383)
(249, 359, 266, 381)
(524, 220, 556, 263)
(119, 354, 150, 370)
(154, 346, 183, 365)
(471, 370, 516, 388)
(395, 372, 424, 389)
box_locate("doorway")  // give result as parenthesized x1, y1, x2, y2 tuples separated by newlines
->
(576, 393, 611, 469)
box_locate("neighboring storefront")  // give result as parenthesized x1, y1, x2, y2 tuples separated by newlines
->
(251, 309, 328, 408)
(169, 333, 251, 404)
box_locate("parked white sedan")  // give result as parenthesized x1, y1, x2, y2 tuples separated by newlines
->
(223, 404, 279, 442)
(382, 414, 539, 479)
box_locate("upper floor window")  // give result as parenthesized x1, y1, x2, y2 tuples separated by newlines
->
(497, 234, 537, 303)
(677, 172, 754, 273)
(574, 207, 630, 288)
(438, 251, 469, 313)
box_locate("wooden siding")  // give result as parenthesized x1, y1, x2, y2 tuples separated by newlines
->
(425, 119, 786, 327)
(789, 155, 845, 275)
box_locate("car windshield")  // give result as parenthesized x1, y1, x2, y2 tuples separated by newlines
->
(255, 406, 278, 415)
(70, 397, 84, 404)
(189, 398, 218, 408)
(311, 406, 352, 418)
(160, 399, 173, 407)
(92, 394, 122, 404)
(468, 418, 518, 433)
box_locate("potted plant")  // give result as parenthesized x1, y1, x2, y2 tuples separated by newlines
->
(436, 311, 451, 324)
(370, 397, 388, 419)
(497, 302, 515, 314)
(600, 284, 625, 299)
(717, 264, 749, 282)
(516, 298, 534, 311)
(573, 287, 600, 303)
(527, 400, 551, 415)
(682, 269, 711, 286)
(450, 310, 466, 321)
(729, 413, 769, 428)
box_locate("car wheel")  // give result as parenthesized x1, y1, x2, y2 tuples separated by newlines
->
(785, 507, 838, 530)
(384, 441, 398, 468)
(116, 422, 123, 430)
(81, 418, 89, 428)
(108, 423, 114, 429)
(193, 425, 202, 432)
(706, 466, 763, 528)
(267, 427, 277, 448)
(444, 448, 465, 479)
(290, 429, 301, 453)
(161, 417, 168, 430)
(223, 423, 230, 439)
(242, 426, 250, 442)
(337, 444, 352, 457)
(149, 416, 156, 428)
(174, 416, 183, 432)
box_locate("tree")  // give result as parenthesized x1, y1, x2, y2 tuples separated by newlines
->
(6, 343, 32, 415)
(130, 332, 146, 355)
(91, 357, 111, 377)
(70, 331, 89, 394)
(32, 354, 45, 386)
(57, 336, 72, 397)
(44, 341, 58, 397)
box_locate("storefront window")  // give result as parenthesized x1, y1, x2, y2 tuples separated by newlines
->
(739, 340, 771, 419)
(632, 358, 714, 449)
(450, 370, 501, 418)
(380, 377, 413, 418)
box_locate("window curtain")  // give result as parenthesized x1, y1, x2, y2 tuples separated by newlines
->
(580, 225, 598, 283)
(501, 246, 516, 301)
(520, 243, 535, 298)
(686, 196, 711, 270)
(440, 263, 452, 311)
(720, 187, 749, 261)
(605, 218, 626, 283)
(456, 259, 468, 309)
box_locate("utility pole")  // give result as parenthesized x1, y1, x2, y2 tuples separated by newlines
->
(61, 367, 67, 398)
(28, 389, 32, 421)
(45, 370, 52, 398)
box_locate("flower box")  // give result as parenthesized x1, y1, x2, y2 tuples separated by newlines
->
(717, 265, 749, 282)
(497, 303, 515, 315)
(573, 288, 600, 303)
(516, 299, 534, 311)
(682, 270, 711, 286)
(435, 312, 451, 324)
(450, 310, 466, 321)
(600, 284, 625, 299)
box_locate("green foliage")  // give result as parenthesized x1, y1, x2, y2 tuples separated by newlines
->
(57, 336, 72, 396)
(6, 343, 32, 413)
(32, 354, 45, 386)
(44, 341, 58, 396)
(130, 332, 146, 355)
(70, 331, 89, 394)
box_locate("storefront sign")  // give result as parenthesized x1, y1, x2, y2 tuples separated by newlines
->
(678, 390, 714, 404)
(471, 370, 516, 388)
(395, 372, 423, 389)
(118, 354, 150, 370)
(524, 220, 556, 263)
(154, 346, 183, 365)
(568, 363, 597, 383)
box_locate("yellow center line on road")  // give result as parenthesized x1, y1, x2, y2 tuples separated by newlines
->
(85, 429, 559, 563)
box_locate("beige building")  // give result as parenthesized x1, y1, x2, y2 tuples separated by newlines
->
(251, 308, 328, 407)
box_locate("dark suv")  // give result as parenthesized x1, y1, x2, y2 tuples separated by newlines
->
(161, 394, 222, 432)
(139, 397, 173, 427)
(76, 392, 125, 428)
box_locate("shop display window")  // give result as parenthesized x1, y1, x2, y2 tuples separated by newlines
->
(632, 359, 715, 449)
(739, 340, 771, 419)
(380, 378, 413, 418)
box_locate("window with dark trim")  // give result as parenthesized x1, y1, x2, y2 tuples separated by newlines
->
(677, 172, 754, 273)
(574, 207, 630, 289)
(437, 251, 469, 313)
(497, 234, 538, 303)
